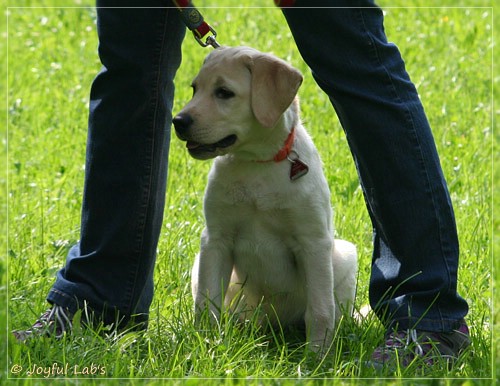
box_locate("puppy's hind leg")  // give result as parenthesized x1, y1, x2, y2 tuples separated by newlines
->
(332, 239, 358, 321)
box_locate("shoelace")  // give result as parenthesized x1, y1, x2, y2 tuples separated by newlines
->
(406, 329, 424, 356)
(45, 305, 72, 338)
(385, 329, 425, 357)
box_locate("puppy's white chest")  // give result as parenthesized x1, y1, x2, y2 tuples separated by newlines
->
(226, 181, 287, 210)
(207, 176, 299, 277)
(230, 207, 300, 293)
(213, 165, 298, 211)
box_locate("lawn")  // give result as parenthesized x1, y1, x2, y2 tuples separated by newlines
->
(3, 0, 495, 384)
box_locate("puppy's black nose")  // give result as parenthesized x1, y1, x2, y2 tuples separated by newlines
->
(172, 113, 193, 136)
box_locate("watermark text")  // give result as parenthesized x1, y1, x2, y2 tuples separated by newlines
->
(11, 363, 107, 378)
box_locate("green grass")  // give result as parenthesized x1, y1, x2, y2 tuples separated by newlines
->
(4, 0, 495, 384)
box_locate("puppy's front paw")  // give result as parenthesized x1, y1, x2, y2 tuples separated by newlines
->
(306, 325, 335, 358)
(194, 302, 221, 327)
(306, 341, 335, 361)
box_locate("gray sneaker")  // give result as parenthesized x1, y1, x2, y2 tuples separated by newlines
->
(368, 320, 470, 370)
(13, 305, 73, 341)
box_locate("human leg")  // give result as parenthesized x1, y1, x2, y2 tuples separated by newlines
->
(281, 0, 469, 333)
(44, 2, 185, 328)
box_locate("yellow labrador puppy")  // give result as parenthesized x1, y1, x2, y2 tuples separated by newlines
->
(173, 46, 357, 354)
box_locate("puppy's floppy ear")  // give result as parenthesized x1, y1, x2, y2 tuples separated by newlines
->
(249, 54, 303, 128)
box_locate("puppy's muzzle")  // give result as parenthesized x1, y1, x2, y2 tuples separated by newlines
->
(172, 113, 237, 159)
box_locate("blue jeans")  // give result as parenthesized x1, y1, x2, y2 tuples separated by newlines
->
(47, 1, 186, 327)
(283, 0, 468, 332)
(48, 0, 468, 332)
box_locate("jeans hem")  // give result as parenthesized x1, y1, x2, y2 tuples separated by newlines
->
(387, 316, 468, 333)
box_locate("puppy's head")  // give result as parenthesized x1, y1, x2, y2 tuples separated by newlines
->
(173, 46, 303, 160)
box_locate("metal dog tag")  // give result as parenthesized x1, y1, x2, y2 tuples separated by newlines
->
(289, 158, 309, 180)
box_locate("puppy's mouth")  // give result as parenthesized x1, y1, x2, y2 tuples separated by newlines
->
(185, 134, 237, 155)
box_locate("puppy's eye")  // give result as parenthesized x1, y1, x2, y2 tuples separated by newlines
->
(215, 87, 235, 99)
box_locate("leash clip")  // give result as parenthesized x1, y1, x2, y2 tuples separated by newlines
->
(195, 25, 220, 48)
(173, 0, 221, 49)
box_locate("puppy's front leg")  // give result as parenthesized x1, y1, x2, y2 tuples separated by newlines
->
(192, 229, 233, 324)
(300, 238, 336, 354)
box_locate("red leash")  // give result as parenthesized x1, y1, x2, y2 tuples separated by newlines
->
(172, 0, 220, 48)
(174, 0, 296, 48)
